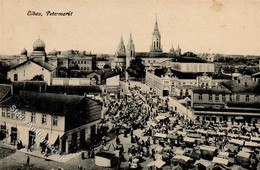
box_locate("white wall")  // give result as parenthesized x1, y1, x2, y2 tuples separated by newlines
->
(7, 61, 53, 85)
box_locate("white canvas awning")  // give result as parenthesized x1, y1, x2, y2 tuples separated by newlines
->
(174, 149, 185, 155)
(237, 151, 250, 158)
(154, 133, 167, 138)
(251, 137, 260, 142)
(212, 157, 229, 165)
(229, 139, 244, 146)
(183, 137, 196, 143)
(195, 159, 211, 167)
(245, 141, 260, 147)
(218, 152, 229, 157)
(228, 133, 239, 138)
(200, 145, 217, 152)
(173, 155, 191, 162)
(239, 135, 250, 140)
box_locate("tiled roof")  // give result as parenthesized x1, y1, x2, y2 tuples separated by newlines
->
(0, 91, 95, 116)
(9, 59, 56, 72)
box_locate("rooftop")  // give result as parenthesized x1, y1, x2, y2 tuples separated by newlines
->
(0, 91, 99, 116)
(9, 59, 56, 72)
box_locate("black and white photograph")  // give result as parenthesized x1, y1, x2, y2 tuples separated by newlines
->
(0, 0, 260, 169)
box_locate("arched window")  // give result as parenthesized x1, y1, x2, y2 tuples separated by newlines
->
(180, 89, 183, 97)
(14, 74, 18, 81)
(157, 41, 159, 48)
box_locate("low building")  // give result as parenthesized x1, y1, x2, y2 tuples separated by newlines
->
(7, 59, 56, 85)
(0, 91, 102, 154)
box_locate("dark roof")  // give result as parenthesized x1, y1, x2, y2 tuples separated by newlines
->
(194, 107, 260, 114)
(191, 86, 232, 94)
(9, 59, 56, 72)
(169, 69, 231, 79)
(0, 91, 94, 116)
(136, 52, 175, 58)
(171, 56, 209, 63)
(221, 80, 260, 94)
(227, 102, 260, 109)
(0, 84, 11, 101)
(46, 85, 102, 95)
(13, 81, 47, 94)
(0, 73, 11, 84)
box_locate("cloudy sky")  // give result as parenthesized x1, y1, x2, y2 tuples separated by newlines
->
(0, 0, 259, 55)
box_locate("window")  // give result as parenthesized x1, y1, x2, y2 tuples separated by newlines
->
(53, 116, 58, 126)
(2, 108, 6, 117)
(23, 70, 25, 77)
(6, 109, 10, 118)
(236, 95, 240, 102)
(246, 95, 249, 102)
(11, 112, 15, 119)
(222, 95, 226, 102)
(84, 61, 86, 64)
(199, 93, 203, 101)
(148, 60, 150, 63)
(31, 112, 36, 122)
(42, 114, 47, 124)
(230, 95, 232, 101)
(14, 74, 18, 81)
(209, 94, 212, 101)
(215, 94, 219, 101)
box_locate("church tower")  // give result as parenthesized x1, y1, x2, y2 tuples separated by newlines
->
(117, 36, 126, 54)
(126, 33, 135, 68)
(126, 33, 135, 80)
(150, 16, 162, 52)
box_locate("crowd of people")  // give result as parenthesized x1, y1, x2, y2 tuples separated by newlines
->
(94, 84, 260, 170)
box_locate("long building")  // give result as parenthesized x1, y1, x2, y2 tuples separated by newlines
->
(0, 91, 102, 154)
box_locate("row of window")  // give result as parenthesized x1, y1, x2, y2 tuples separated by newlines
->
(75, 60, 90, 64)
(1, 109, 58, 126)
(80, 67, 90, 70)
(198, 94, 250, 102)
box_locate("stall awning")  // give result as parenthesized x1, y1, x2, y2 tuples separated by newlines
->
(48, 134, 61, 145)
(239, 135, 250, 140)
(237, 151, 250, 158)
(154, 133, 167, 138)
(212, 157, 229, 165)
(154, 159, 166, 168)
(218, 152, 229, 157)
(195, 159, 211, 167)
(229, 139, 244, 146)
(183, 137, 196, 143)
(251, 137, 260, 142)
(245, 141, 260, 147)
(227, 133, 239, 138)
(174, 149, 185, 155)
(217, 132, 225, 136)
(200, 145, 217, 152)
(173, 155, 191, 162)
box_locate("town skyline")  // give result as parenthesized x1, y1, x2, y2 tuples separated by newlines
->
(0, 0, 259, 56)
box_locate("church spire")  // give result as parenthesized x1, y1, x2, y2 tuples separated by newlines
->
(127, 33, 135, 51)
(117, 36, 126, 53)
(150, 15, 162, 52)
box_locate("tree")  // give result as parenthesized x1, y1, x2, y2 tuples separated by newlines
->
(127, 58, 146, 78)
(31, 75, 44, 81)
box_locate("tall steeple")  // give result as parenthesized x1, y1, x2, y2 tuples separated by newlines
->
(150, 15, 162, 52)
(117, 36, 126, 54)
(127, 33, 135, 58)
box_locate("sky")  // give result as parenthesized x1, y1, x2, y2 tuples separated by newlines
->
(0, 0, 260, 56)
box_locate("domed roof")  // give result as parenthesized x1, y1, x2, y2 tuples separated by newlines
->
(33, 38, 45, 51)
(50, 49, 57, 55)
(21, 48, 27, 55)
